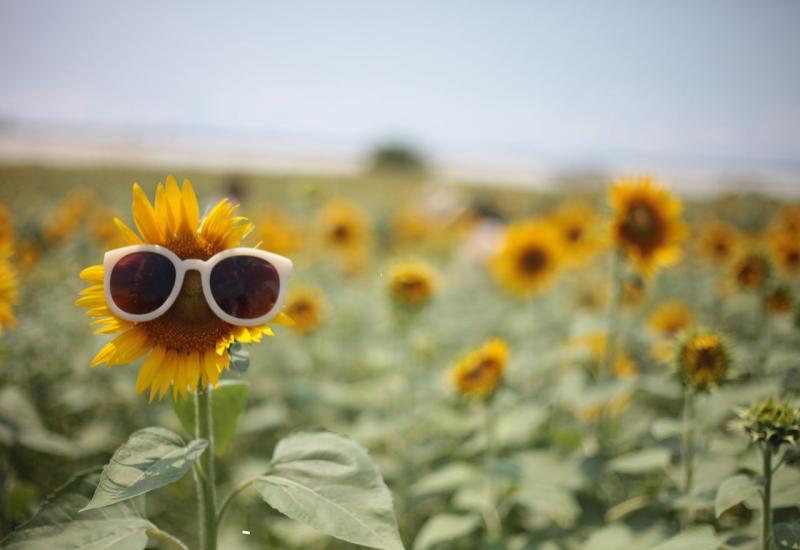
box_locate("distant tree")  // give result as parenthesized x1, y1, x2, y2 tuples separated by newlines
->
(367, 143, 427, 176)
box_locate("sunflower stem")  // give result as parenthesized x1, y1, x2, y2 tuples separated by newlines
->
(482, 399, 502, 543)
(194, 385, 218, 550)
(762, 443, 773, 550)
(602, 250, 624, 377)
(681, 386, 695, 494)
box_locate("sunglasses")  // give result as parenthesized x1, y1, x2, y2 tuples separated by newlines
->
(103, 245, 293, 326)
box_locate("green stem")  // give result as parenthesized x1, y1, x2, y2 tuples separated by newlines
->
(194, 386, 217, 550)
(217, 476, 260, 528)
(146, 527, 190, 550)
(602, 250, 624, 376)
(762, 444, 773, 550)
(482, 400, 502, 543)
(681, 387, 695, 494)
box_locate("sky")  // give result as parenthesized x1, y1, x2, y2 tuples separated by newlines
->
(1, 1, 799, 171)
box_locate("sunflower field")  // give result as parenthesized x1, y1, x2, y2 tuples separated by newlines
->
(0, 164, 799, 550)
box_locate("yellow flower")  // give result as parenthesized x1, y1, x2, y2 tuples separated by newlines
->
(732, 251, 771, 291)
(610, 176, 686, 276)
(769, 230, 800, 275)
(317, 200, 371, 275)
(388, 261, 438, 306)
(647, 300, 693, 336)
(764, 284, 793, 315)
(550, 202, 604, 267)
(492, 220, 562, 296)
(76, 177, 291, 401)
(0, 205, 15, 250)
(0, 246, 18, 334)
(676, 330, 730, 391)
(391, 206, 436, 248)
(285, 286, 325, 334)
(257, 207, 304, 257)
(43, 188, 95, 244)
(772, 205, 800, 236)
(697, 221, 739, 265)
(89, 206, 128, 249)
(450, 339, 509, 399)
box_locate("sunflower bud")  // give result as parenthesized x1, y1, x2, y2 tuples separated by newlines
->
(739, 397, 800, 451)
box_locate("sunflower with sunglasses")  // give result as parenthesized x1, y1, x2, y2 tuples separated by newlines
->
(77, 177, 293, 401)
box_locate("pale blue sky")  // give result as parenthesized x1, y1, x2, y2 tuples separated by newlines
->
(1, 1, 799, 168)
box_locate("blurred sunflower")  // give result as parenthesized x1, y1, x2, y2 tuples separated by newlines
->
(550, 202, 604, 267)
(89, 206, 127, 249)
(76, 177, 291, 401)
(697, 221, 739, 265)
(648, 300, 693, 337)
(391, 206, 436, 249)
(675, 329, 730, 391)
(0, 245, 18, 334)
(317, 200, 371, 275)
(768, 230, 800, 275)
(388, 260, 438, 306)
(732, 251, 771, 291)
(0, 205, 15, 248)
(610, 176, 686, 276)
(257, 207, 304, 257)
(43, 188, 95, 244)
(450, 339, 509, 399)
(764, 284, 793, 315)
(284, 286, 325, 334)
(772, 205, 800, 236)
(492, 220, 562, 296)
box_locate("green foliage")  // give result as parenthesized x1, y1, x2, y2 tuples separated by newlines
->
(255, 430, 404, 550)
(368, 143, 427, 176)
(774, 523, 800, 549)
(172, 380, 249, 455)
(82, 427, 207, 511)
(412, 514, 480, 550)
(714, 474, 760, 518)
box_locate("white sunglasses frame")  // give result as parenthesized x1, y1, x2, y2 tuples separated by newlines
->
(103, 244, 293, 327)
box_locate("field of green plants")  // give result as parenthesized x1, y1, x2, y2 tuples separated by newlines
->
(0, 164, 799, 550)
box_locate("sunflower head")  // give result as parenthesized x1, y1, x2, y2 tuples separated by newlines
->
(769, 230, 800, 275)
(388, 260, 438, 307)
(450, 339, 509, 399)
(492, 220, 562, 297)
(765, 284, 793, 316)
(610, 176, 686, 276)
(0, 206, 15, 250)
(739, 397, 800, 451)
(648, 300, 693, 336)
(773, 205, 800, 236)
(675, 329, 730, 391)
(318, 200, 370, 250)
(258, 207, 304, 257)
(284, 286, 325, 334)
(697, 221, 739, 265)
(732, 251, 771, 291)
(44, 188, 96, 244)
(0, 244, 18, 335)
(550, 202, 604, 267)
(77, 177, 291, 401)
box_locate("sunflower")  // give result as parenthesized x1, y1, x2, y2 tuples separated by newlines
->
(768, 230, 800, 275)
(388, 260, 438, 306)
(76, 177, 291, 401)
(0, 245, 18, 334)
(675, 329, 730, 391)
(316, 200, 371, 274)
(697, 221, 739, 265)
(284, 286, 325, 334)
(89, 206, 127, 249)
(764, 284, 793, 315)
(609, 176, 686, 276)
(43, 188, 95, 244)
(450, 339, 509, 399)
(772, 205, 800, 236)
(648, 300, 693, 336)
(550, 202, 604, 267)
(391, 206, 436, 249)
(732, 251, 771, 291)
(739, 397, 800, 451)
(492, 220, 562, 296)
(257, 207, 304, 257)
(0, 205, 15, 249)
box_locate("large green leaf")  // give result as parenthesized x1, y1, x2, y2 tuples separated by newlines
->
(172, 380, 249, 455)
(607, 448, 671, 474)
(410, 463, 481, 496)
(412, 514, 480, 550)
(0, 469, 153, 549)
(774, 523, 800, 549)
(651, 526, 719, 550)
(254, 430, 404, 550)
(82, 427, 207, 511)
(714, 474, 760, 518)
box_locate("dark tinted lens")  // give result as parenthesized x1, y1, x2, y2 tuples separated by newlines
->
(210, 256, 279, 319)
(110, 252, 176, 315)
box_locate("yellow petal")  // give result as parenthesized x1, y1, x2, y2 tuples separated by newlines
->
(136, 346, 166, 395)
(114, 218, 143, 245)
(132, 184, 165, 244)
(182, 179, 200, 233)
(80, 265, 104, 284)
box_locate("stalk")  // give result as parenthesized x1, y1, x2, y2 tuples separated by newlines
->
(681, 387, 695, 494)
(194, 385, 218, 550)
(762, 444, 773, 550)
(602, 250, 624, 376)
(482, 400, 502, 543)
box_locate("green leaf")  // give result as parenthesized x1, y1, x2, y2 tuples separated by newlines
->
(651, 526, 719, 550)
(229, 342, 250, 374)
(172, 380, 249, 455)
(607, 448, 671, 474)
(714, 474, 760, 518)
(0, 469, 154, 549)
(410, 463, 480, 496)
(583, 525, 634, 550)
(255, 430, 404, 550)
(0, 386, 83, 457)
(82, 427, 207, 511)
(774, 523, 800, 549)
(412, 514, 480, 550)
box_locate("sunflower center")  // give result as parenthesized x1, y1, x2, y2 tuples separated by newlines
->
(141, 271, 234, 354)
(290, 300, 312, 316)
(786, 250, 800, 267)
(331, 224, 351, 243)
(465, 358, 498, 382)
(518, 247, 547, 275)
(737, 257, 765, 288)
(619, 200, 664, 252)
(566, 226, 583, 243)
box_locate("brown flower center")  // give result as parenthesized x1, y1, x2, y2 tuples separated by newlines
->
(517, 247, 547, 275)
(566, 226, 583, 243)
(736, 256, 766, 288)
(331, 223, 351, 243)
(619, 200, 665, 254)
